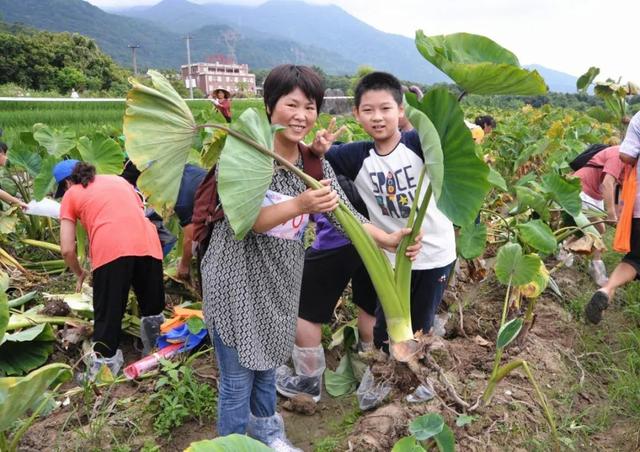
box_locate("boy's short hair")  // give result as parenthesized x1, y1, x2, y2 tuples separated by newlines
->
(263, 65, 325, 121)
(0, 142, 7, 154)
(475, 115, 496, 129)
(354, 72, 403, 108)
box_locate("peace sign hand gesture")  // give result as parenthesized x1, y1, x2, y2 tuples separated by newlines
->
(311, 117, 348, 156)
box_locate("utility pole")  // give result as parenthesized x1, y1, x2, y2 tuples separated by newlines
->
(184, 34, 194, 99)
(128, 44, 140, 76)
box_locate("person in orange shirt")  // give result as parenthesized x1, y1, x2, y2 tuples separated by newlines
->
(54, 159, 165, 379)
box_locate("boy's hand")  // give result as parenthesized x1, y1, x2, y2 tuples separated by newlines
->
(296, 179, 339, 214)
(376, 228, 423, 260)
(311, 118, 347, 156)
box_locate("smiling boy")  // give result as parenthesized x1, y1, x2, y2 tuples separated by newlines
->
(316, 72, 456, 350)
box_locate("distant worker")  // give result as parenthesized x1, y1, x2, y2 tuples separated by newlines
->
(0, 142, 28, 210)
(466, 115, 496, 143)
(70, 88, 79, 99)
(211, 88, 232, 123)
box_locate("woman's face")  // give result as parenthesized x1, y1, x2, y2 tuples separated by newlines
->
(216, 91, 225, 99)
(0, 152, 6, 167)
(269, 87, 318, 144)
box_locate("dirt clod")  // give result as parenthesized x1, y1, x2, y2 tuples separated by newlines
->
(281, 393, 317, 415)
(38, 299, 71, 316)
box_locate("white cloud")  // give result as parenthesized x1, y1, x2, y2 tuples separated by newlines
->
(86, 0, 640, 82)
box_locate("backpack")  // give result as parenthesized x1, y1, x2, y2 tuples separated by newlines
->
(192, 142, 324, 257)
(569, 143, 609, 171)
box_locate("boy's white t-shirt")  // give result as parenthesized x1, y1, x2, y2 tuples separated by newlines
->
(326, 131, 456, 270)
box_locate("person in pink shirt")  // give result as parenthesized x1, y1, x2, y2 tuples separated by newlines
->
(54, 159, 165, 379)
(573, 145, 629, 286)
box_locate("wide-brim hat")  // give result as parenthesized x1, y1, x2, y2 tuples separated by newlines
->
(212, 88, 231, 98)
(53, 159, 80, 198)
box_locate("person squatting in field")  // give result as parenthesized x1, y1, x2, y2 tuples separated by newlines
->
(277, 72, 456, 404)
(572, 145, 630, 286)
(198, 64, 421, 451)
(586, 111, 640, 324)
(54, 159, 165, 379)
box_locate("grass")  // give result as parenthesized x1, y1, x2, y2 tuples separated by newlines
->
(313, 399, 362, 452)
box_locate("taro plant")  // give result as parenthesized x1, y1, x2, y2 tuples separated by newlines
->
(577, 66, 639, 133)
(391, 413, 454, 452)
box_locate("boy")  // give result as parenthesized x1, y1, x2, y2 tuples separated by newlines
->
(278, 72, 456, 401)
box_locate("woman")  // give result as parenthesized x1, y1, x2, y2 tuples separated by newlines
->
(211, 88, 232, 123)
(200, 65, 421, 450)
(55, 159, 165, 378)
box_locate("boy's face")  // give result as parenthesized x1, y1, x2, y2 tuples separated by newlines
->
(269, 87, 318, 144)
(354, 90, 404, 143)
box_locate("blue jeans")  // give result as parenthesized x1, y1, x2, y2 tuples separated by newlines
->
(212, 329, 277, 436)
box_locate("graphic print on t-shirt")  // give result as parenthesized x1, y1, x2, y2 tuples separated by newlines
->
(370, 165, 417, 218)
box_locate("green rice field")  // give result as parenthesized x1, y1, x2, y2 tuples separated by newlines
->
(0, 98, 264, 143)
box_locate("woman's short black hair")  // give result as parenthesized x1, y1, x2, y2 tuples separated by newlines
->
(0, 142, 7, 154)
(354, 72, 403, 108)
(263, 65, 325, 121)
(475, 115, 496, 129)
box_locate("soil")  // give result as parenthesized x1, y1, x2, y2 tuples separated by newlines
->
(15, 260, 640, 451)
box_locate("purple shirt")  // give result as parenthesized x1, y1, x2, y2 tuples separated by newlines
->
(310, 214, 350, 250)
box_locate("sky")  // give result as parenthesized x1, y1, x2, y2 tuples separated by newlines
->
(85, 0, 640, 83)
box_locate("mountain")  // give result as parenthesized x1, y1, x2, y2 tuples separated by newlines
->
(525, 65, 578, 93)
(0, 0, 358, 74)
(0, 0, 184, 69)
(118, 0, 449, 84)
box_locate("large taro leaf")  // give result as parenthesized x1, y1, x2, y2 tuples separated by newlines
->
(409, 413, 445, 441)
(186, 434, 271, 451)
(541, 173, 582, 216)
(217, 108, 276, 240)
(0, 323, 55, 375)
(123, 70, 197, 211)
(33, 124, 76, 158)
(517, 219, 557, 255)
(403, 98, 444, 199)
(415, 31, 547, 95)
(457, 222, 487, 259)
(77, 134, 125, 175)
(32, 155, 58, 201)
(407, 88, 490, 225)
(495, 242, 542, 286)
(7, 143, 42, 177)
(577, 66, 600, 92)
(0, 363, 72, 432)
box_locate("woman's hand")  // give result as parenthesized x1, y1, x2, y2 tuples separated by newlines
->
(366, 226, 423, 260)
(295, 179, 339, 214)
(75, 269, 89, 293)
(311, 118, 347, 156)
